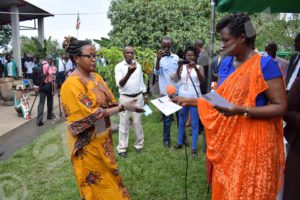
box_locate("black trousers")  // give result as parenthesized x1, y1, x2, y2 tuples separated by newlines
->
(36, 83, 53, 123)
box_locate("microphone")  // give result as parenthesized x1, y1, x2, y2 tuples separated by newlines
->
(165, 84, 176, 99)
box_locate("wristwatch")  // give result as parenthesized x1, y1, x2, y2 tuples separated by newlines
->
(243, 107, 250, 117)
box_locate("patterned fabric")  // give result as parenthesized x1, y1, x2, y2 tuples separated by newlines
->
(61, 72, 130, 200)
(197, 54, 284, 200)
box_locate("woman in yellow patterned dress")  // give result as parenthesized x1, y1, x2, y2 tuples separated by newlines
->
(60, 36, 144, 200)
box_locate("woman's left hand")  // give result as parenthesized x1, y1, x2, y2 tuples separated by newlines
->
(213, 104, 245, 117)
(189, 60, 197, 69)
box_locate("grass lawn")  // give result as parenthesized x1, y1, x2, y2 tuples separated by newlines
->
(0, 104, 211, 200)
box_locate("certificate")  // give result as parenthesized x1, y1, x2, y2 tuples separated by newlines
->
(150, 96, 182, 116)
(202, 90, 233, 108)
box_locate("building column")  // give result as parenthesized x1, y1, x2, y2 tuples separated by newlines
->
(10, 5, 22, 77)
(37, 17, 45, 46)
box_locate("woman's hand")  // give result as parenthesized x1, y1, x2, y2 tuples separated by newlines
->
(172, 96, 198, 107)
(213, 104, 245, 117)
(188, 60, 197, 69)
(172, 96, 187, 106)
(122, 99, 145, 113)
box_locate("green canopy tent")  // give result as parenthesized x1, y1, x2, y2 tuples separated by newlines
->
(216, 0, 300, 13)
(207, 0, 300, 92)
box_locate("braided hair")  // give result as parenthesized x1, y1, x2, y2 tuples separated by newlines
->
(216, 13, 256, 49)
(62, 36, 91, 63)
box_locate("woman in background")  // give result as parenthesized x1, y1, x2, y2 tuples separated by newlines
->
(173, 46, 204, 158)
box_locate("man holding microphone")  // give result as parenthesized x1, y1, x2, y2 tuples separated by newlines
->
(115, 46, 148, 157)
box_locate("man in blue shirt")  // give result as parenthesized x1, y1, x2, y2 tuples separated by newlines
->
(154, 37, 179, 148)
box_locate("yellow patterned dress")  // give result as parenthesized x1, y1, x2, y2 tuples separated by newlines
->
(61, 72, 130, 200)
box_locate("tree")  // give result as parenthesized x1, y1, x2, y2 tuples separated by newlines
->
(252, 13, 300, 52)
(0, 25, 12, 51)
(21, 36, 61, 58)
(108, 0, 300, 54)
(108, 0, 213, 51)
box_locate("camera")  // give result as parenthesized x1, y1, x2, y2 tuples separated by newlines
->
(178, 58, 190, 65)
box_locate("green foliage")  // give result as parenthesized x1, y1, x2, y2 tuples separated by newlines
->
(0, 25, 12, 51)
(21, 36, 61, 58)
(107, 0, 300, 54)
(251, 13, 300, 51)
(108, 0, 214, 51)
(93, 37, 113, 48)
(0, 106, 210, 199)
(96, 47, 156, 95)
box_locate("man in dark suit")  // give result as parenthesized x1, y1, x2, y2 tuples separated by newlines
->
(283, 77, 300, 200)
(286, 33, 300, 93)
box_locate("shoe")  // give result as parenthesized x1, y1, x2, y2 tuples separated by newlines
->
(0, 151, 5, 157)
(183, 140, 189, 147)
(118, 152, 127, 158)
(135, 148, 143, 153)
(173, 144, 183, 149)
(163, 141, 171, 148)
(191, 149, 197, 158)
(37, 121, 44, 126)
(47, 114, 56, 120)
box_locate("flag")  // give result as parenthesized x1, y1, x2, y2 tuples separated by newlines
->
(76, 12, 80, 30)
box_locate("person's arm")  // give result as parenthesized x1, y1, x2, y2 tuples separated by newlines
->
(62, 79, 144, 135)
(194, 64, 205, 83)
(172, 96, 198, 107)
(155, 50, 165, 71)
(213, 77, 287, 118)
(284, 78, 300, 129)
(117, 63, 136, 87)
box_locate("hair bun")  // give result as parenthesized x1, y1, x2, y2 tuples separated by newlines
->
(63, 36, 74, 51)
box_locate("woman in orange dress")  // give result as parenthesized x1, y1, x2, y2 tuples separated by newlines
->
(60, 36, 144, 200)
(173, 13, 287, 200)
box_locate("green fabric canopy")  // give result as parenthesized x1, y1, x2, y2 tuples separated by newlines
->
(216, 0, 300, 13)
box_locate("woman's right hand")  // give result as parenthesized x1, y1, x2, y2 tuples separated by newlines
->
(122, 99, 145, 113)
(172, 96, 187, 106)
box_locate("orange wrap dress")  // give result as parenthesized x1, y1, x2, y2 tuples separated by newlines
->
(197, 54, 284, 200)
(61, 72, 130, 200)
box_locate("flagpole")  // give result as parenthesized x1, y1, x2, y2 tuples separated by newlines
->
(76, 11, 80, 39)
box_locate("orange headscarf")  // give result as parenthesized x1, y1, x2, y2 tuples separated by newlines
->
(198, 54, 284, 200)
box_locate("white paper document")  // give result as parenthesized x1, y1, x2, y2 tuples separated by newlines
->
(202, 90, 233, 108)
(150, 96, 182, 116)
(143, 104, 153, 116)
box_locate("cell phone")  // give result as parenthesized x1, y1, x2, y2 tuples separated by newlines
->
(161, 50, 171, 57)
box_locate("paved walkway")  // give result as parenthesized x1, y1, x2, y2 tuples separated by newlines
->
(0, 91, 63, 160)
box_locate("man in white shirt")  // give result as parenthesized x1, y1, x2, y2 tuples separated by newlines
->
(56, 54, 66, 88)
(65, 55, 74, 76)
(115, 46, 147, 158)
(24, 57, 35, 79)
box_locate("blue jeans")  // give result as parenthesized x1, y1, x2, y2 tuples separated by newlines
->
(162, 113, 172, 143)
(177, 106, 199, 150)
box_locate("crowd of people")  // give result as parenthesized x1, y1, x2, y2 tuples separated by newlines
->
(1, 11, 300, 200)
